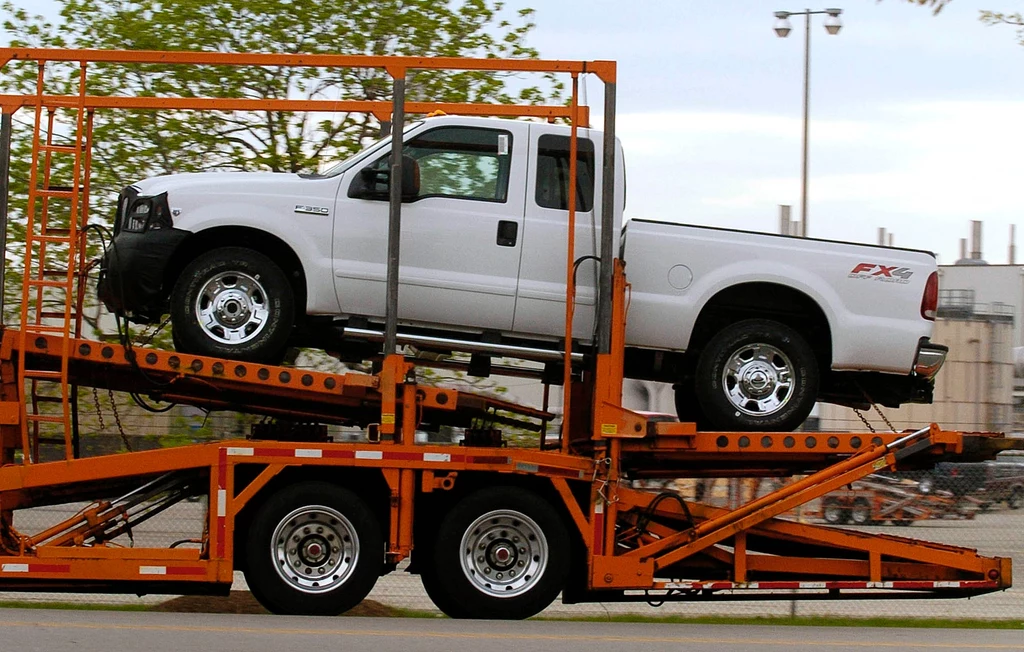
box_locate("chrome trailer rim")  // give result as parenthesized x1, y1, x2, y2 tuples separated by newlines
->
(271, 505, 359, 594)
(459, 509, 548, 599)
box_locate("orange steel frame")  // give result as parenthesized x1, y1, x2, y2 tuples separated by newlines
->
(0, 48, 1013, 602)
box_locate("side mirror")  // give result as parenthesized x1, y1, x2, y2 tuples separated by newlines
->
(348, 155, 420, 202)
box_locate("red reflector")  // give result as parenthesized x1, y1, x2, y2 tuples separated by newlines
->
(988, 569, 1000, 580)
(921, 271, 938, 320)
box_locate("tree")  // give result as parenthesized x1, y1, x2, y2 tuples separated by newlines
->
(904, 0, 1024, 44)
(0, 0, 558, 324)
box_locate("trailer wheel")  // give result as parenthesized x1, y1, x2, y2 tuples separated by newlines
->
(822, 498, 849, 524)
(1008, 488, 1023, 510)
(430, 486, 569, 619)
(849, 498, 873, 526)
(694, 319, 818, 432)
(170, 247, 294, 363)
(244, 482, 382, 615)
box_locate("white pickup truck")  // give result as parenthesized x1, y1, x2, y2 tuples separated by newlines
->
(98, 115, 946, 432)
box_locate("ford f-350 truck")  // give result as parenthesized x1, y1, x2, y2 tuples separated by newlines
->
(99, 115, 946, 432)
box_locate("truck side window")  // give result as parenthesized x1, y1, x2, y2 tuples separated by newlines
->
(535, 135, 595, 212)
(366, 126, 512, 203)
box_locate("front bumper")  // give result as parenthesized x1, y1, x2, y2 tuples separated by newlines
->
(913, 338, 948, 379)
(98, 228, 190, 323)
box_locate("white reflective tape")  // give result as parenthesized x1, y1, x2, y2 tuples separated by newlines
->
(423, 453, 450, 463)
(800, 582, 827, 589)
(935, 581, 962, 588)
(139, 566, 167, 575)
(295, 449, 323, 458)
(217, 489, 227, 517)
(355, 450, 383, 460)
(1, 563, 28, 573)
(226, 447, 254, 456)
(594, 502, 604, 514)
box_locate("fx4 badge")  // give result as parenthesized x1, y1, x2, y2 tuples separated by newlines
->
(848, 263, 914, 284)
(294, 204, 329, 216)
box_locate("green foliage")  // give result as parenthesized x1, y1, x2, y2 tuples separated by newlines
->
(980, 9, 1024, 44)
(0, 0, 558, 331)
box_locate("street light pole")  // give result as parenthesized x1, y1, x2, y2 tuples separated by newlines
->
(774, 8, 842, 239)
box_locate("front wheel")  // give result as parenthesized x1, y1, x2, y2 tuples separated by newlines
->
(1008, 488, 1023, 510)
(170, 246, 294, 363)
(429, 487, 569, 619)
(694, 319, 818, 432)
(243, 482, 383, 615)
(849, 497, 874, 525)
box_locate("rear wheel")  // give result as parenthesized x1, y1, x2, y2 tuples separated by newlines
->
(850, 498, 873, 525)
(822, 498, 849, 524)
(171, 246, 294, 363)
(244, 482, 382, 615)
(694, 319, 818, 432)
(429, 487, 569, 619)
(1008, 488, 1023, 510)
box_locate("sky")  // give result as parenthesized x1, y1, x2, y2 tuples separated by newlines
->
(12, 0, 1024, 264)
(525, 0, 1024, 264)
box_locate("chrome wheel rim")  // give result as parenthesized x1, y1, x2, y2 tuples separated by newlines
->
(721, 342, 794, 417)
(271, 505, 358, 594)
(459, 509, 548, 599)
(196, 270, 269, 344)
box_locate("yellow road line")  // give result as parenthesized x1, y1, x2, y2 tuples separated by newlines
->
(0, 619, 1020, 648)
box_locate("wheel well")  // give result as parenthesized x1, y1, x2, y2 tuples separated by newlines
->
(165, 226, 307, 319)
(689, 283, 832, 370)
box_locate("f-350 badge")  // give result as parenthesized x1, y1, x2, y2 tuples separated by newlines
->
(295, 204, 330, 215)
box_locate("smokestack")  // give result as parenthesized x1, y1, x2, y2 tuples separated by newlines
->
(1011, 224, 1017, 265)
(960, 238, 968, 260)
(779, 205, 791, 236)
(888, 233, 894, 247)
(971, 220, 983, 260)
(878, 227, 887, 246)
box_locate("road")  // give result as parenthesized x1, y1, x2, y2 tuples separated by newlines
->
(0, 609, 1021, 652)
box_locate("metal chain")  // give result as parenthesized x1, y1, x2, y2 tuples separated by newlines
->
(133, 316, 170, 348)
(871, 402, 898, 434)
(852, 408, 876, 433)
(852, 384, 899, 434)
(92, 386, 105, 432)
(107, 389, 133, 452)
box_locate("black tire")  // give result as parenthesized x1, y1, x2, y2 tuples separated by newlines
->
(850, 498, 873, 525)
(694, 319, 818, 432)
(673, 381, 708, 429)
(1008, 488, 1023, 510)
(429, 486, 569, 619)
(822, 498, 849, 524)
(244, 482, 383, 616)
(170, 247, 294, 363)
(890, 519, 913, 527)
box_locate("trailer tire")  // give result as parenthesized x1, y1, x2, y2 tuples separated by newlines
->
(244, 482, 383, 616)
(694, 319, 818, 432)
(171, 247, 293, 363)
(430, 486, 569, 619)
(850, 498, 873, 526)
(1008, 488, 1023, 510)
(822, 498, 849, 524)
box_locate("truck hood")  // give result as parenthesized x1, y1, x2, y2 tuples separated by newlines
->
(131, 171, 306, 197)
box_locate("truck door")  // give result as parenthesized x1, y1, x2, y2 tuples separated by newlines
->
(513, 124, 600, 340)
(332, 121, 528, 330)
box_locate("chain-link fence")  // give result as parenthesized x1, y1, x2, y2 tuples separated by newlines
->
(2, 399, 1021, 620)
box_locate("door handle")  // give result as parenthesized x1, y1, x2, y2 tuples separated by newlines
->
(496, 220, 518, 247)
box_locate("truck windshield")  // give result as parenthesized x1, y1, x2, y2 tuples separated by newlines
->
(318, 121, 424, 178)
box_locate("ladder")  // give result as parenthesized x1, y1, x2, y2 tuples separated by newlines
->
(16, 61, 94, 461)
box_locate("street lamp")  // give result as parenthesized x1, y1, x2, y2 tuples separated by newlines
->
(773, 8, 842, 238)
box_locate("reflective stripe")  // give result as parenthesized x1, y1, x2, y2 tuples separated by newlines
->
(355, 450, 383, 460)
(295, 449, 323, 458)
(226, 447, 254, 456)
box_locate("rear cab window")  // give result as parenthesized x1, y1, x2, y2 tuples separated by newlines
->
(535, 134, 595, 211)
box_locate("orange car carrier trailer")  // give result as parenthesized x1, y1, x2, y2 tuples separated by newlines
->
(0, 48, 1018, 619)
